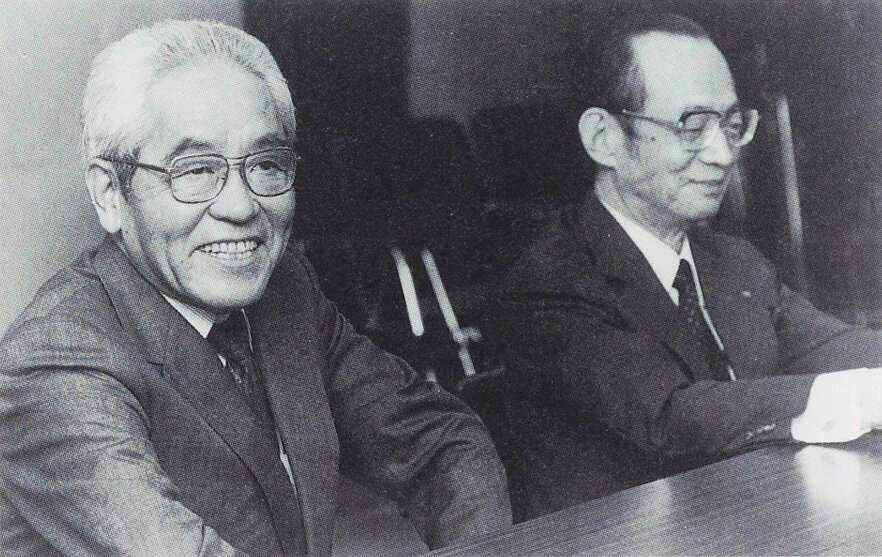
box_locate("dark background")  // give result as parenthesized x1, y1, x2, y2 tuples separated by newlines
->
(245, 0, 882, 387)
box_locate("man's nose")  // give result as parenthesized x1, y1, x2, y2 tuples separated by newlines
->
(207, 166, 259, 222)
(699, 126, 736, 167)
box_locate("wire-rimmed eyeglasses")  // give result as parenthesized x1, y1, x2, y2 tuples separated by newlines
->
(619, 108, 760, 152)
(99, 147, 297, 204)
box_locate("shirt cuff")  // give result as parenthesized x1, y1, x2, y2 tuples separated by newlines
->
(791, 368, 872, 443)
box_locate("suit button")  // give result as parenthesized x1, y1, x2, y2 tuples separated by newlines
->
(746, 423, 776, 440)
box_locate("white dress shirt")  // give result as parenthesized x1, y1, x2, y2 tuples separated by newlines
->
(162, 294, 216, 338)
(599, 198, 879, 444)
(601, 201, 699, 306)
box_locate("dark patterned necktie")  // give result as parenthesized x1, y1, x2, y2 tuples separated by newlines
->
(207, 311, 276, 436)
(208, 312, 307, 554)
(673, 259, 731, 381)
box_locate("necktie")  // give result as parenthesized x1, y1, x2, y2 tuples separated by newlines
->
(207, 312, 307, 553)
(672, 259, 732, 381)
(207, 311, 276, 436)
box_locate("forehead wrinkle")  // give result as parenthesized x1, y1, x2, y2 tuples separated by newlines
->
(163, 137, 215, 162)
(158, 129, 287, 163)
(145, 83, 286, 163)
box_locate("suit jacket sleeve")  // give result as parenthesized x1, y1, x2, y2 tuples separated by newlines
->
(497, 234, 882, 462)
(293, 256, 511, 549)
(499, 291, 818, 460)
(0, 318, 249, 557)
(776, 280, 882, 374)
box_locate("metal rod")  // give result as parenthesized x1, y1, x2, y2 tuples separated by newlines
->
(420, 249, 462, 339)
(390, 247, 425, 337)
(421, 248, 477, 376)
(775, 94, 810, 295)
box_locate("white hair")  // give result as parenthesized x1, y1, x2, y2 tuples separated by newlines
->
(82, 19, 296, 175)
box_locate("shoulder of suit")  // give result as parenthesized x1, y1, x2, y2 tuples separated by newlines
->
(0, 250, 142, 382)
(498, 206, 603, 300)
(4, 246, 118, 343)
(690, 227, 777, 276)
(270, 244, 317, 282)
(260, 244, 326, 312)
(691, 226, 766, 254)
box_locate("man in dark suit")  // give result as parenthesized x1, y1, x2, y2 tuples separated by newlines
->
(0, 20, 510, 556)
(497, 12, 882, 521)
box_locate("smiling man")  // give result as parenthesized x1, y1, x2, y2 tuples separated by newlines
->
(0, 20, 510, 556)
(496, 12, 882, 521)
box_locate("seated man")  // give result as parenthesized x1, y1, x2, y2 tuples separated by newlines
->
(496, 12, 882, 521)
(0, 20, 510, 556)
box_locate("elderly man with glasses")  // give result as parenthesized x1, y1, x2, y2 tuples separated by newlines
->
(0, 20, 511, 556)
(496, 12, 882, 522)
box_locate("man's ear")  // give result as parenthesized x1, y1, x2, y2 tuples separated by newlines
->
(86, 159, 124, 234)
(578, 107, 624, 168)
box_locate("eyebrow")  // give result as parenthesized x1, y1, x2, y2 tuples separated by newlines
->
(164, 138, 215, 163)
(250, 134, 291, 151)
(681, 102, 743, 117)
(163, 134, 291, 163)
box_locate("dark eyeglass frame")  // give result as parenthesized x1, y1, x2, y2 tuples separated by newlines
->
(618, 108, 760, 152)
(99, 147, 297, 204)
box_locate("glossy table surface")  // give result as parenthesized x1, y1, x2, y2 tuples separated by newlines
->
(428, 431, 882, 555)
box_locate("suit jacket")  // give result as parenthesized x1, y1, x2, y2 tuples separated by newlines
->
(0, 236, 511, 556)
(496, 195, 882, 521)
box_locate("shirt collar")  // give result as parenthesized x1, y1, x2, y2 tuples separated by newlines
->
(161, 294, 217, 339)
(600, 198, 695, 303)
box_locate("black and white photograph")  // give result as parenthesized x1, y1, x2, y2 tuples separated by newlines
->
(2, 1, 882, 555)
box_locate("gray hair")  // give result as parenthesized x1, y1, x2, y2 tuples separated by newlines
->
(82, 19, 296, 178)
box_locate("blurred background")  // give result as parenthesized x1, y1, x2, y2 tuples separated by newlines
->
(2, 1, 882, 551)
(245, 0, 882, 374)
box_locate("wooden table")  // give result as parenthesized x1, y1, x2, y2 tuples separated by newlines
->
(428, 431, 882, 555)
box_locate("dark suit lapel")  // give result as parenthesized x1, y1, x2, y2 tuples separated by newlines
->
(690, 235, 776, 379)
(250, 257, 339, 557)
(163, 320, 308, 556)
(92, 237, 304, 554)
(575, 197, 710, 381)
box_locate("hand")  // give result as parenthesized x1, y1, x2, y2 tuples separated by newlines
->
(856, 367, 882, 429)
(792, 368, 875, 443)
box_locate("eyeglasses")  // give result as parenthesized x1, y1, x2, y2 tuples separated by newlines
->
(100, 147, 297, 203)
(619, 108, 760, 152)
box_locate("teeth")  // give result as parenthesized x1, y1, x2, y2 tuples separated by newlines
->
(199, 240, 258, 259)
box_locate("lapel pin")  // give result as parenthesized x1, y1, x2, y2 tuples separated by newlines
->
(742, 290, 752, 298)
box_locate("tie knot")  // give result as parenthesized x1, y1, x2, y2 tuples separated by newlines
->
(673, 258, 695, 296)
(207, 310, 252, 363)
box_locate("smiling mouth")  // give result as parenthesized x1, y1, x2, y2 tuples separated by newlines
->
(691, 179, 728, 193)
(197, 239, 261, 260)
